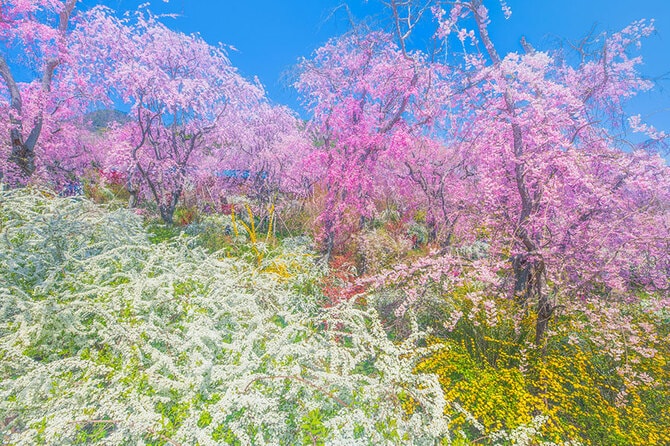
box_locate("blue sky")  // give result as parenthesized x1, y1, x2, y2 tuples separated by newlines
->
(90, 0, 669, 133)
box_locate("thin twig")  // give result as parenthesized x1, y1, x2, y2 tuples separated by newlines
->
(244, 374, 349, 407)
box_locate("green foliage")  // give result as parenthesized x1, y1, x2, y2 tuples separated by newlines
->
(300, 409, 330, 445)
(353, 226, 413, 274)
(173, 205, 199, 226)
(184, 214, 235, 252)
(147, 222, 183, 244)
(85, 180, 131, 206)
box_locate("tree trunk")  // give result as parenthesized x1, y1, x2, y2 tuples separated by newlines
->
(0, 0, 77, 181)
(470, 0, 555, 348)
(533, 261, 552, 347)
(8, 136, 37, 178)
(0, 57, 37, 179)
(159, 205, 175, 225)
(158, 188, 182, 225)
(512, 254, 529, 300)
(513, 253, 553, 346)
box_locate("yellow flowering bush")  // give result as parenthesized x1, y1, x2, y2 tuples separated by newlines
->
(416, 294, 670, 445)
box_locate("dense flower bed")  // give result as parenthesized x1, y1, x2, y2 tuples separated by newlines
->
(0, 190, 451, 445)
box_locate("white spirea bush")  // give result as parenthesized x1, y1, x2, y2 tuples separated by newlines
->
(0, 189, 451, 445)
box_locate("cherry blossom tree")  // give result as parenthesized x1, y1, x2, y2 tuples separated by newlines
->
(77, 7, 272, 224)
(436, 0, 669, 344)
(215, 102, 313, 206)
(0, 0, 79, 181)
(296, 29, 450, 254)
(300, 0, 669, 346)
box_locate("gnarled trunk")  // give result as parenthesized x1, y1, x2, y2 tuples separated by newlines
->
(0, 0, 77, 180)
(8, 130, 38, 178)
(471, 0, 555, 347)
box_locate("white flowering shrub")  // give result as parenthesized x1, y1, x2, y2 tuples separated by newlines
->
(0, 189, 452, 445)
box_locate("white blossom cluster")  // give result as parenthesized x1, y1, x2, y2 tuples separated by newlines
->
(0, 189, 455, 445)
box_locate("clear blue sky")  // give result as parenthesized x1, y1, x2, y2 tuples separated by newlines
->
(91, 0, 670, 134)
